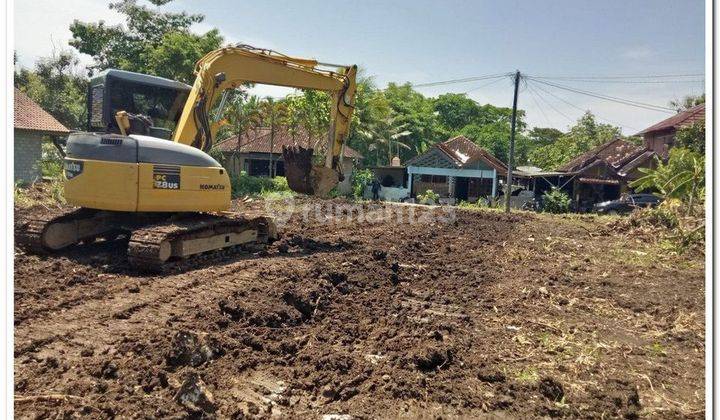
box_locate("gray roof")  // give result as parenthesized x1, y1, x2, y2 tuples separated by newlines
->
(91, 69, 192, 92)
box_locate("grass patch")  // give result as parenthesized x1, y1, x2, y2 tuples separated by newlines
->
(515, 367, 539, 383)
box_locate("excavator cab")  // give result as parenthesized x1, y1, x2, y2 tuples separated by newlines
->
(87, 69, 191, 139)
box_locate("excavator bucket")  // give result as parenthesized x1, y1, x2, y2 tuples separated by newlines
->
(282, 146, 339, 196)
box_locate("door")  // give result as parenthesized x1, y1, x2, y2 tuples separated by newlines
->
(455, 177, 469, 200)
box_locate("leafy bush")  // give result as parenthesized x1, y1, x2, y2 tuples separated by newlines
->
(40, 141, 63, 178)
(458, 197, 491, 209)
(230, 172, 290, 198)
(631, 148, 704, 215)
(542, 188, 571, 214)
(351, 168, 374, 198)
(416, 189, 440, 205)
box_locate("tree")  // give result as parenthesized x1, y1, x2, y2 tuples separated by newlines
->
(14, 49, 88, 130)
(433, 93, 480, 132)
(357, 113, 412, 165)
(69, 0, 222, 83)
(675, 121, 705, 154)
(528, 127, 563, 147)
(383, 83, 446, 160)
(669, 94, 705, 112)
(529, 112, 620, 170)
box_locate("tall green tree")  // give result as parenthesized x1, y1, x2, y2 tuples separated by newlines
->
(529, 112, 620, 170)
(528, 127, 563, 147)
(14, 49, 88, 130)
(69, 0, 222, 83)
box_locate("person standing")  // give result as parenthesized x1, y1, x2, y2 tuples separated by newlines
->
(371, 178, 381, 201)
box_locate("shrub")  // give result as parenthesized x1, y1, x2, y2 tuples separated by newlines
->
(417, 189, 440, 205)
(351, 169, 374, 199)
(230, 172, 290, 198)
(40, 141, 63, 178)
(542, 188, 571, 214)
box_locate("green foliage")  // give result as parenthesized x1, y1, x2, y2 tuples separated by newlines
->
(528, 127, 563, 147)
(69, 0, 222, 83)
(630, 148, 704, 215)
(229, 172, 289, 198)
(416, 189, 440, 205)
(669, 94, 705, 112)
(529, 112, 621, 170)
(542, 188, 571, 213)
(14, 49, 88, 130)
(39, 142, 64, 178)
(350, 168, 374, 198)
(675, 121, 705, 154)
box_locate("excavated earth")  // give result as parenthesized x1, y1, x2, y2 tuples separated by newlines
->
(14, 195, 705, 418)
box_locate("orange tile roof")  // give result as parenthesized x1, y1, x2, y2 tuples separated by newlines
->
(216, 126, 363, 159)
(14, 89, 70, 134)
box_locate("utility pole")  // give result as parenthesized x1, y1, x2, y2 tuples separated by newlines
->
(505, 70, 521, 214)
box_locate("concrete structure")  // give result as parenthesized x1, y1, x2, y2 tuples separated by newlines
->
(637, 103, 704, 157)
(405, 136, 507, 202)
(14, 89, 70, 183)
(215, 126, 363, 194)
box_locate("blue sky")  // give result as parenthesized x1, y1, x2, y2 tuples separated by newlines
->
(15, 0, 705, 134)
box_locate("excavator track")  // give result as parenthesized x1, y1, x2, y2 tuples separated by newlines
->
(15, 208, 109, 253)
(127, 213, 277, 272)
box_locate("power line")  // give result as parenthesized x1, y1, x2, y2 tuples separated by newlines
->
(528, 73, 704, 80)
(527, 77, 676, 113)
(529, 77, 704, 84)
(463, 75, 511, 94)
(411, 73, 510, 88)
(528, 79, 640, 132)
(525, 82, 556, 126)
(526, 81, 576, 125)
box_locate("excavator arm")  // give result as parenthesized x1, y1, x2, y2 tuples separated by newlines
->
(172, 45, 357, 195)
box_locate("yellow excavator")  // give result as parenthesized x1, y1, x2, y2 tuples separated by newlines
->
(17, 45, 357, 270)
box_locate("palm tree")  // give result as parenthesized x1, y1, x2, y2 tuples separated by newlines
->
(357, 113, 412, 166)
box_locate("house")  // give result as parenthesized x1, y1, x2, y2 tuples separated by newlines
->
(542, 138, 658, 210)
(14, 89, 70, 183)
(637, 103, 705, 157)
(405, 136, 508, 203)
(215, 126, 363, 194)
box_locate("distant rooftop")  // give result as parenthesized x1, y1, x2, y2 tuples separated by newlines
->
(14, 89, 70, 134)
(636, 103, 705, 135)
(216, 126, 363, 159)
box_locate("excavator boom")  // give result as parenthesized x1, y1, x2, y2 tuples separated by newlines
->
(172, 45, 357, 195)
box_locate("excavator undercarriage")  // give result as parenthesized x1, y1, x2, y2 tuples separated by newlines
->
(16, 209, 277, 272)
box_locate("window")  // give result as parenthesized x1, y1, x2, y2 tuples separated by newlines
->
(420, 175, 447, 183)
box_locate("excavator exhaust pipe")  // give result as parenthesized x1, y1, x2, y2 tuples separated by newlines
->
(282, 146, 339, 196)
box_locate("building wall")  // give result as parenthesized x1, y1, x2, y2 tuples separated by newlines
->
(644, 129, 675, 156)
(14, 130, 43, 183)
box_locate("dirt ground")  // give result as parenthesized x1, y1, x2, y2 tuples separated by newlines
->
(14, 194, 705, 418)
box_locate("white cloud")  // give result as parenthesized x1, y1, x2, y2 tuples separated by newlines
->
(620, 46, 655, 60)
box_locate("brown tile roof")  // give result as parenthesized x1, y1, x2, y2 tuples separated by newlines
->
(636, 103, 705, 135)
(414, 135, 508, 173)
(14, 89, 69, 134)
(557, 138, 647, 173)
(216, 126, 363, 160)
